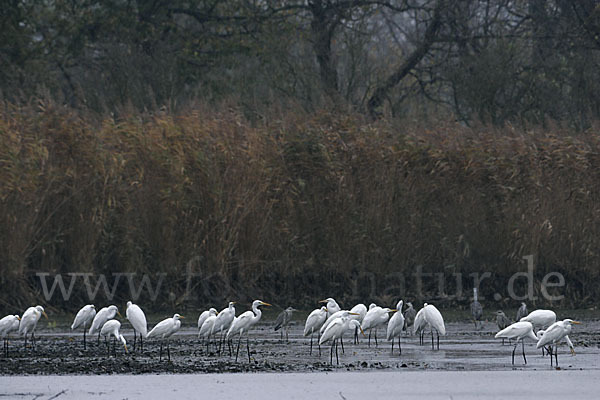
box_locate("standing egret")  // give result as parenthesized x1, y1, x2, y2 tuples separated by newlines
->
(319, 315, 364, 365)
(495, 310, 512, 345)
(519, 309, 556, 329)
(0, 315, 20, 357)
(198, 307, 217, 331)
(303, 306, 328, 355)
(226, 300, 271, 362)
(403, 302, 416, 334)
(361, 305, 396, 347)
(213, 302, 236, 354)
(126, 301, 147, 352)
(319, 298, 341, 317)
(386, 300, 405, 355)
(495, 321, 538, 364)
(71, 305, 96, 349)
(536, 319, 580, 367)
(413, 305, 427, 345)
(520, 309, 556, 356)
(516, 302, 528, 322)
(147, 314, 184, 361)
(89, 305, 121, 344)
(470, 288, 483, 330)
(422, 304, 446, 350)
(199, 310, 219, 352)
(274, 307, 297, 342)
(100, 319, 128, 357)
(349, 303, 367, 344)
(19, 305, 47, 349)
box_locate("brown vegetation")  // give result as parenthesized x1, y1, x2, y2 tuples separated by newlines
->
(1, 102, 599, 312)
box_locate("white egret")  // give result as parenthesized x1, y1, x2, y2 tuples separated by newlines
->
(19, 305, 48, 349)
(422, 303, 446, 350)
(349, 303, 367, 344)
(319, 315, 364, 365)
(413, 304, 427, 345)
(495, 321, 538, 364)
(320, 310, 346, 335)
(126, 301, 147, 352)
(71, 304, 96, 349)
(536, 319, 580, 367)
(495, 310, 512, 345)
(147, 314, 184, 361)
(361, 305, 396, 347)
(226, 300, 271, 362)
(274, 307, 297, 342)
(197, 307, 217, 330)
(386, 300, 405, 355)
(403, 302, 416, 333)
(319, 298, 340, 317)
(100, 319, 128, 356)
(0, 315, 20, 357)
(516, 302, 528, 322)
(520, 309, 556, 356)
(89, 305, 121, 343)
(303, 306, 328, 355)
(519, 309, 556, 329)
(213, 302, 236, 354)
(470, 288, 483, 330)
(199, 309, 219, 352)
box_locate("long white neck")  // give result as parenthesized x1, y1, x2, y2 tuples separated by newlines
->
(252, 303, 262, 324)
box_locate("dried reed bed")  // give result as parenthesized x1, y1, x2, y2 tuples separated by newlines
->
(1, 102, 599, 311)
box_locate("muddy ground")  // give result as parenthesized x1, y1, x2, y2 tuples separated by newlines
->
(1, 311, 598, 375)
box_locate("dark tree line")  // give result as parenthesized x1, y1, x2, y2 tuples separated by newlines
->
(1, 0, 599, 127)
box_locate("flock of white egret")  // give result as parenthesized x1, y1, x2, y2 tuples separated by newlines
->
(0, 295, 581, 367)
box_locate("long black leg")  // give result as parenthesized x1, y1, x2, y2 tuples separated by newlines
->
(340, 337, 344, 354)
(32, 332, 36, 350)
(140, 333, 144, 352)
(555, 346, 558, 366)
(335, 340, 339, 365)
(368, 330, 371, 347)
(431, 329, 434, 349)
(167, 341, 171, 362)
(437, 331, 440, 350)
(235, 333, 242, 362)
(522, 340, 527, 364)
(318, 332, 322, 356)
(330, 341, 334, 364)
(310, 331, 313, 355)
(83, 328, 87, 350)
(133, 331, 137, 352)
(247, 337, 251, 363)
(159, 341, 163, 361)
(375, 329, 378, 347)
(354, 327, 358, 345)
(511, 343, 517, 365)
(391, 337, 394, 354)
(399, 336, 402, 355)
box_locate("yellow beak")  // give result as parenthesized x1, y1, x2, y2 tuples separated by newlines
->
(260, 302, 272, 307)
(348, 312, 360, 316)
(42, 311, 48, 319)
(124, 343, 129, 353)
(117, 311, 123, 318)
(388, 309, 397, 313)
(571, 321, 581, 324)
(359, 326, 366, 337)
(319, 300, 328, 303)
(180, 315, 185, 319)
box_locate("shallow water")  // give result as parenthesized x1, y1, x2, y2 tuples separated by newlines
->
(2, 370, 599, 400)
(0, 315, 598, 375)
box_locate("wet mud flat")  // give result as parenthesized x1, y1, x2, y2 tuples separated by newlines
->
(1, 318, 599, 375)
